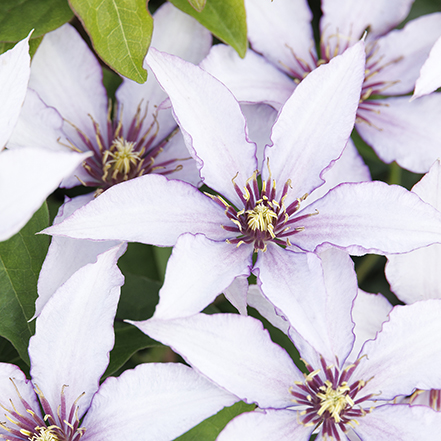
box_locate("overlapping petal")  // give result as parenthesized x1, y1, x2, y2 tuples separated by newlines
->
(43, 174, 227, 245)
(28, 246, 124, 418)
(82, 363, 238, 441)
(153, 234, 253, 319)
(264, 42, 365, 199)
(146, 48, 257, 206)
(414, 35, 441, 98)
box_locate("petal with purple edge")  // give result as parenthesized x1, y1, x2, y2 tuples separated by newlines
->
(201, 45, 295, 109)
(265, 42, 365, 200)
(217, 408, 312, 441)
(36, 193, 126, 318)
(146, 48, 257, 206)
(354, 300, 441, 400)
(366, 13, 441, 95)
(133, 313, 303, 409)
(0, 148, 89, 242)
(43, 174, 228, 245)
(292, 181, 441, 255)
(354, 404, 441, 439)
(29, 246, 124, 418)
(414, 35, 441, 99)
(0, 34, 30, 151)
(82, 363, 238, 441)
(153, 234, 253, 319)
(244, 0, 316, 78)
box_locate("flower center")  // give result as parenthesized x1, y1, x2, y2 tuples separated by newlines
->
(29, 427, 60, 441)
(63, 101, 185, 190)
(246, 203, 278, 237)
(289, 357, 373, 440)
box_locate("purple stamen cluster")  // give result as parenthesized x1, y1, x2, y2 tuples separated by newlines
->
(0, 380, 85, 441)
(289, 357, 373, 441)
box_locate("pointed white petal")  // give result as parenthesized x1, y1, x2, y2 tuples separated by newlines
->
(414, 36, 441, 98)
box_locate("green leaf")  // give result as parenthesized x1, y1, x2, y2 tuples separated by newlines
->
(68, 0, 153, 83)
(174, 401, 255, 441)
(0, 0, 73, 42)
(170, 0, 247, 58)
(188, 0, 206, 12)
(0, 203, 50, 364)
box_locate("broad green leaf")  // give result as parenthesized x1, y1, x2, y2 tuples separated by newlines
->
(170, 0, 247, 58)
(0, 203, 50, 364)
(188, 0, 206, 12)
(0, 0, 73, 42)
(174, 401, 255, 441)
(68, 0, 152, 83)
(0, 36, 43, 57)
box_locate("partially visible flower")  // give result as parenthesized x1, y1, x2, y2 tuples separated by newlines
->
(201, 0, 441, 172)
(0, 35, 87, 241)
(8, 3, 211, 192)
(134, 248, 441, 440)
(413, 36, 441, 99)
(0, 246, 238, 441)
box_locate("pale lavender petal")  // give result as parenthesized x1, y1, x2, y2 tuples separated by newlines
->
(386, 161, 441, 302)
(36, 193, 126, 318)
(357, 95, 441, 173)
(414, 36, 441, 98)
(200, 44, 295, 109)
(223, 276, 249, 315)
(367, 13, 441, 95)
(306, 138, 371, 206)
(245, 0, 316, 77)
(0, 35, 30, 150)
(247, 285, 290, 335)
(354, 300, 441, 400)
(29, 246, 124, 418)
(82, 363, 238, 441)
(43, 174, 228, 245)
(0, 148, 89, 241)
(29, 24, 108, 144)
(354, 404, 441, 439)
(265, 42, 365, 200)
(0, 363, 42, 435)
(255, 243, 332, 364)
(217, 409, 312, 441)
(321, 0, 413, 45)
(348, 290, 392, 362)
(240, 103, 277, 167)
(293, 181, 441, 255)
(146, 48, 257, 206)
(134, 313, 303, 408)
(153, 234, 253, 319)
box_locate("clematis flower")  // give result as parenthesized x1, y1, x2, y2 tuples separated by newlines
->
(201, 0, 441, 173)
(0, 246, 238, 441)
(7, 2, 212, 192)
(44, 43, 441, 338)
(413, 35, 441, 98)
(0, 35, 87, 241)
(134, 247, 441, 441)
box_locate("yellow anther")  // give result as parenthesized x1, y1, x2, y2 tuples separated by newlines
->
(246, 204, 278, 237)
(316, 381, 353, 423)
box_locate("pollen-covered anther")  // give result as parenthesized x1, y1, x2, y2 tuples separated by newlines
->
(102, 137, 142, 181)
(316, 380, 353, 423)
(246, 203, 278, 238)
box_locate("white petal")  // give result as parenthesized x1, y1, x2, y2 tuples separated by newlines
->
(223, 276, 249, 315)
(146, 48, 257, 206)
(0, 148, 89, 241)
(354, 300, 441, 400)
(356, 94, 441, 174)
(29, 246, 124, 418)
(217, 409, 312, 441)
(414, 35, 441, 98)
(36, 193, 126, 318)
(134, 313, 303, 409)
(265, 42, 365, 200)
(82, 363, 238, 441)
(153, 234, 253, 319)
(0, 35, 30, 150)
(201, 44, 295, 108)
(43, 174, 228, 245)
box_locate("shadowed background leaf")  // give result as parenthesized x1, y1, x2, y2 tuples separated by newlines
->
(0, 203, 50, 364)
